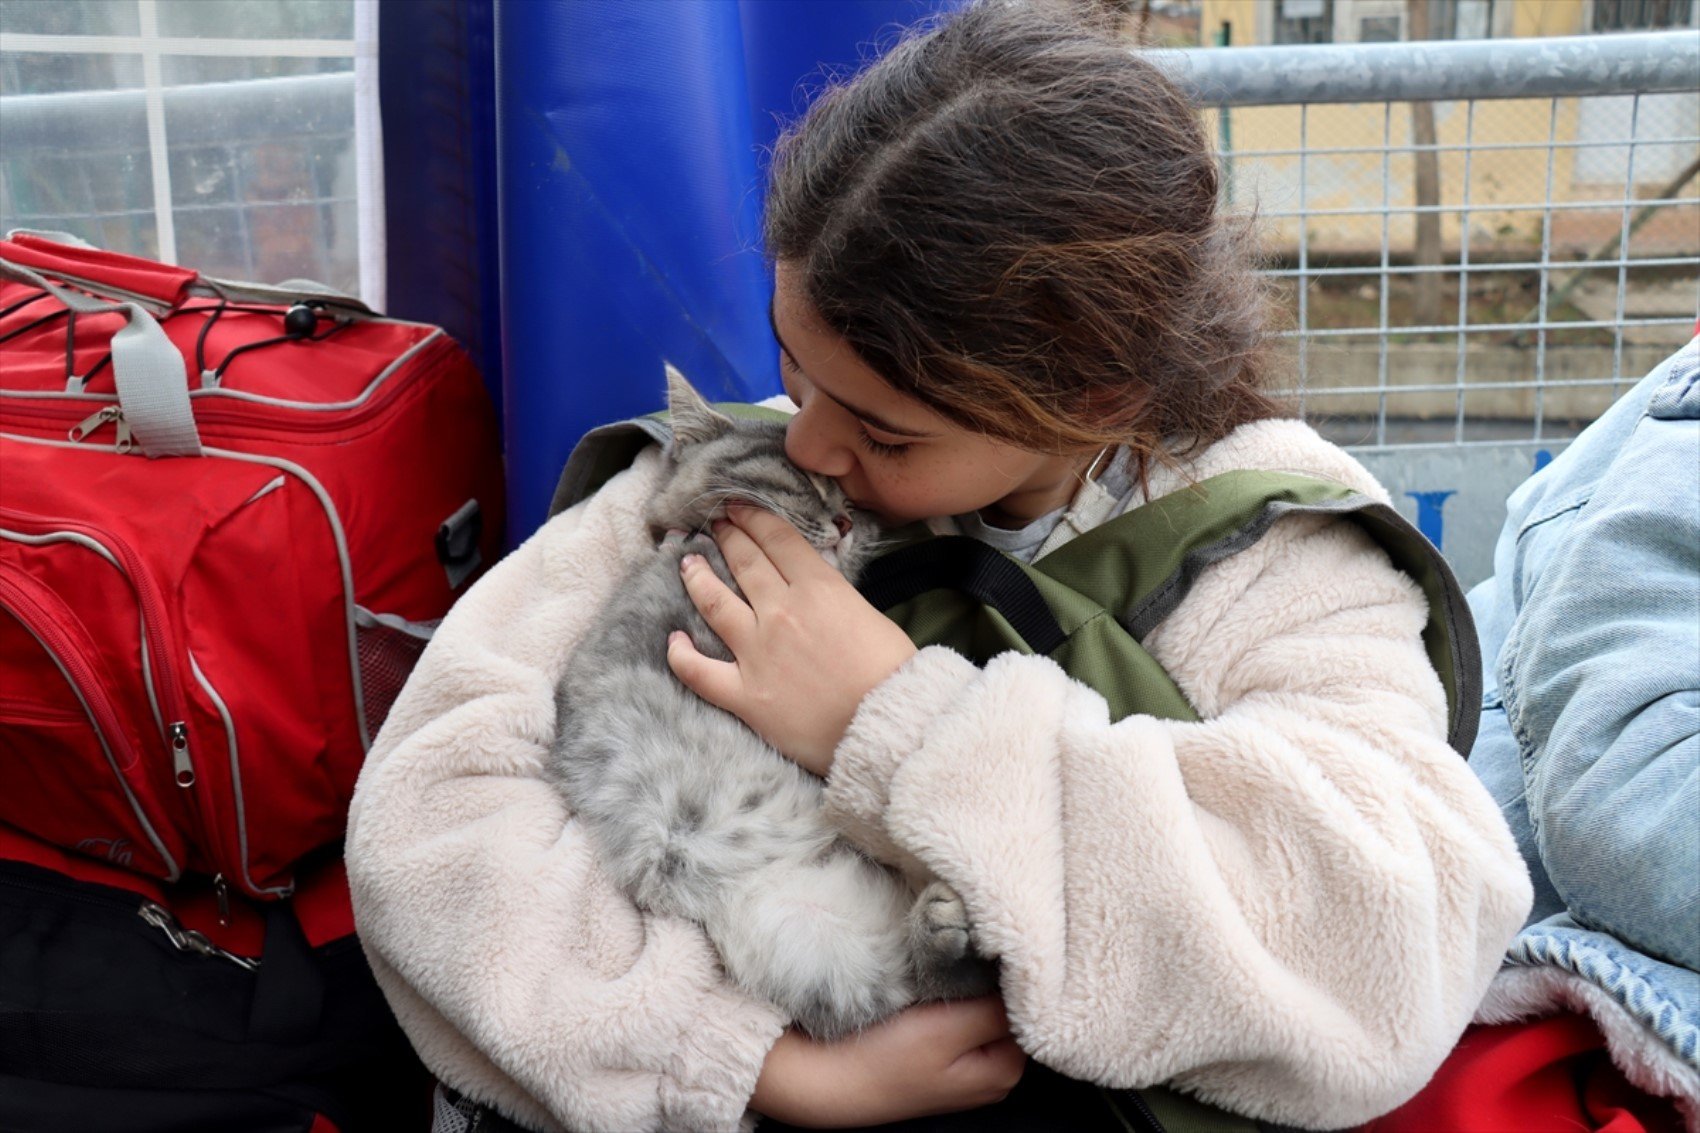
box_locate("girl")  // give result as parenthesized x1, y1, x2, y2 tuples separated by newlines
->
(346, 4, 1531, 1131)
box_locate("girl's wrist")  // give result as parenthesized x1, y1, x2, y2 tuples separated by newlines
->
(750, 1030, 836, 1126)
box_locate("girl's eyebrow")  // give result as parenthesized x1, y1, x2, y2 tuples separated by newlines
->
(768, 301, 938, 439)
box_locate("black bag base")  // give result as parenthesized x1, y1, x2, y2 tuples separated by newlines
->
(0, 858, 432, 1132)
(0, 1072, 420, 1133)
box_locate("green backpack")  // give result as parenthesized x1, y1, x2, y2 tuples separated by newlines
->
(552, 404, 1481, 1133)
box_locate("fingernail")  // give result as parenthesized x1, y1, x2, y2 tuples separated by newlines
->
(680, 554, 703, 571)
(668, 631, 686, 648)
(711, 518, 730, 533)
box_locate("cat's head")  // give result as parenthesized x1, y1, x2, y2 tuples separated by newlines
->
(646, 366, 881, 580)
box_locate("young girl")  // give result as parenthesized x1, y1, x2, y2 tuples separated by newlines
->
(346, 4, 1532, 1131)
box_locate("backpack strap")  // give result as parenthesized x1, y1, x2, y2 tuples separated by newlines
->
(856, 538, 1069, 655)
(860, 470, 1480, 756)
(1049, 469, 1478, 756)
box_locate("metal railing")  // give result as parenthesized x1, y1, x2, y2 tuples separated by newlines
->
(1154, 31, 1700, 450)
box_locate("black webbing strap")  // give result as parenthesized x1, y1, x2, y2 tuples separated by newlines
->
(856, 536, 1068, 655)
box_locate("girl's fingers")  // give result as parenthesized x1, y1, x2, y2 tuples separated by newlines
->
(727, 505, 830, 582)
(666, 631, 742, 711)
(678, 554, 755, 649)
(711, 520, 788, 601)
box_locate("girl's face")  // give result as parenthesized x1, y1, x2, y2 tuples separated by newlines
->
(773, 264, 1092, 527)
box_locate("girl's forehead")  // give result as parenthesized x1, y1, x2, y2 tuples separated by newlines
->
(771, 269, 932, 421)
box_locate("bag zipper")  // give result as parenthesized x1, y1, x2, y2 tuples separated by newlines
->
(187, 647, 292, 899)
(68, 404, 133, 452)
(170, 721, 194, 788)
(21, 517, 301, 897)
(0, 520, 207, 861)
(0, 862, 261, 973)
(0, 570, 182, 879)
(1100, 1087, 1168, 1133)
(0, 436, 370, 759)
(137, 900, 260, 971)
(1, 518, 192, 757)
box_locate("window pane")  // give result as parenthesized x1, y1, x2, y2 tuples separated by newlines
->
(1593, 0, 1697, 30)
(0, 0, 370, 299)
(160, 55, 352, 86)
(163, 70, 358, 290)
(1455, 0, 1495, 39)
(1, 146, 157, 258)
(1359, 15, 1401, 42)
(1, 51, 142, 94)
(0, 0, 140, 36)
(156, 0, 353, 40)
(1275, 0, 1335, 44)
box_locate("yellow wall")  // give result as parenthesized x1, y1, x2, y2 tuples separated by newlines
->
(1199, 0, 1261, 45)
(1510, 0, 1585, 37)
(1197, 0, 1588, 42)
(1203, 98, 1593, 257)
(1186, 1, 1683, 257)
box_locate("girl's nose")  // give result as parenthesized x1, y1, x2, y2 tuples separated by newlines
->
(785, 413, 854, 478)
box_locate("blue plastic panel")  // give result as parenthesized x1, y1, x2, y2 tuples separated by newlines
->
(495, 0, 958, 542)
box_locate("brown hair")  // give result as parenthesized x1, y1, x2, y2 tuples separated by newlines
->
(764, 0, 1284, 471)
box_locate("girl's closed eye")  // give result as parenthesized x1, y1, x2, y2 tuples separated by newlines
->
(856, 430, 910, 458)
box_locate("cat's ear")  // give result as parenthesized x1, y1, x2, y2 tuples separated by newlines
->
(665, 363, 735, 448)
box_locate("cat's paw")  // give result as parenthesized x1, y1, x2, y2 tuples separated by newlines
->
(907, 880, 998, 1001)
(913, 880, 972, 965)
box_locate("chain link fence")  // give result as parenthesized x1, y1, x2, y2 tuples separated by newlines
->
(1159, 30, 1699, 450)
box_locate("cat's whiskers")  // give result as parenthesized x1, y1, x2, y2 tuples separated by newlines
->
(701, 485, 813, 539)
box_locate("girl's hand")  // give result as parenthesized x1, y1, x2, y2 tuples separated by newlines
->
(751, 997, 1027, 1127)
(667, 505, 917, 776)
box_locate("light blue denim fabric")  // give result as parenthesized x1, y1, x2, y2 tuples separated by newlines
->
(1466, 336, 1700, 1072)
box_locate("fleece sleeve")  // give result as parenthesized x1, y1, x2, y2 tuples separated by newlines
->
(822, 510, 1534, 1130)
(346, 450, 785, 1133)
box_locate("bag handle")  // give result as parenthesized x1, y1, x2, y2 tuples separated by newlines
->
(196, 273, 376, 317)
(6, 231, 376, 317)
(0, 256, 202, 458)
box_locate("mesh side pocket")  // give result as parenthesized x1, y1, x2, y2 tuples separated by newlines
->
(355, 607, 439, 739)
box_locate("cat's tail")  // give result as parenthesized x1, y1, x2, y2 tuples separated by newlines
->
(704, 850, 916, 1042)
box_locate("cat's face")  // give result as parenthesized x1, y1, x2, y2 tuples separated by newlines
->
(645, 367, 881, 580)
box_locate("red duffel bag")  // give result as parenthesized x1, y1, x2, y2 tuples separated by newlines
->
(0, 231, 504, 902)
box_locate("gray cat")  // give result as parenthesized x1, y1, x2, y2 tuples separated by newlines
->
(550, 368, 992, 1040)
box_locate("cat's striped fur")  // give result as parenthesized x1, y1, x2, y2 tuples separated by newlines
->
(549, 369, 991, 1040)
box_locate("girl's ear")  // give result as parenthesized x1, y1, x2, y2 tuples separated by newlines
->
(665, 363, 735, 447)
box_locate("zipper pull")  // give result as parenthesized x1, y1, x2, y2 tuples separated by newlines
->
(137, 900, 260, 972)
(69, 404, 118, 441)
(213, 873, 231, 927)
(170, 722, 195, 787)
(68, 405, 134, 454)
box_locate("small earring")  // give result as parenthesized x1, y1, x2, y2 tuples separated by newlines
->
(1081, 445, 1112, 482)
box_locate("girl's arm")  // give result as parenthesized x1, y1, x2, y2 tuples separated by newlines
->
(347, 450, 1023, 1132)
(671, 464, 1532, 1130)
(346, 451, 786, 1133)
(820, 509, 1532, 1129)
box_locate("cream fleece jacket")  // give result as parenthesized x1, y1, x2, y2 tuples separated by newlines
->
(346, 418, 1532, 1132)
